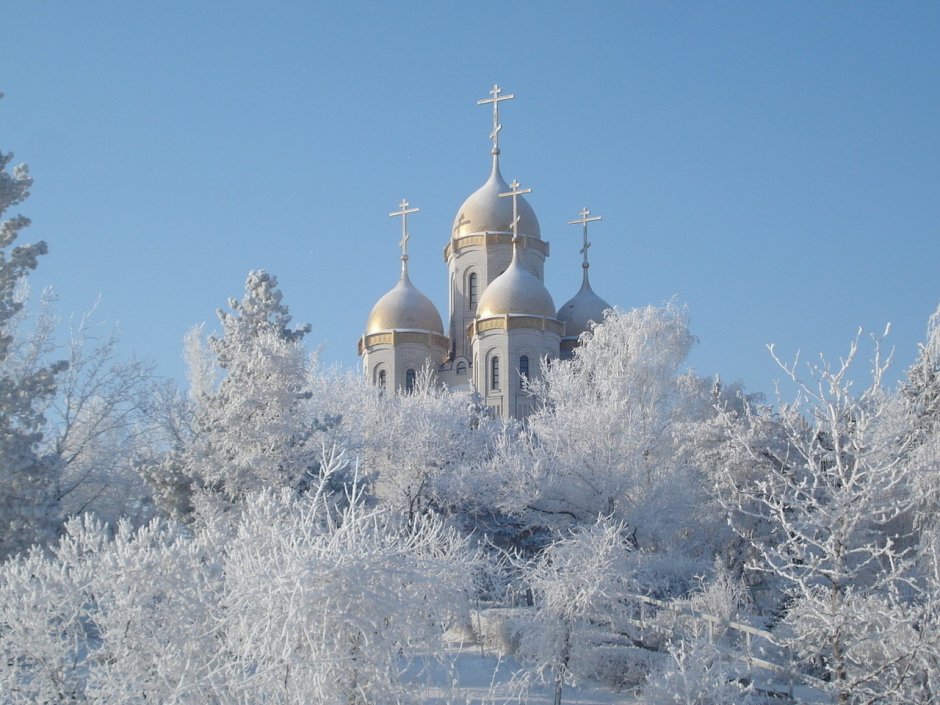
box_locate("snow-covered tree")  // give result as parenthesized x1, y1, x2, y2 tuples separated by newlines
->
(141, 271, 332, 520)
(514, 517, 632, 705)
(0, 141, 67, 559)
(716, 333, 924, 704)
(693, 394, 791, 589)
(43, 313, 158, 527)
(361, 363, 498, 524)
(902, 304, 940, 449)
(900, 304, 940, 535)
(222, 471, 475, 704)
(462, 303, 732, 583)
(521, 304, 702, 543)
(0, 457, 477, 705)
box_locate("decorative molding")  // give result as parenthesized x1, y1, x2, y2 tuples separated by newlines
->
(359, 330, 450, 355)
(444, 232, 549, 261)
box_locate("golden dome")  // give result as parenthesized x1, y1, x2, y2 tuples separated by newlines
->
(452, 154, 541, 240)
(365, 266, 444, 335)
(557, 270, 611, 339)
(477, 248, 556, 319)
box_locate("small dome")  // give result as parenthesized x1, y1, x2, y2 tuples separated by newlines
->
(477, 254, 556, 319)
(557, 273, 611, 338)
(452, 154, 541, 240)
(365, 269, 444, 335)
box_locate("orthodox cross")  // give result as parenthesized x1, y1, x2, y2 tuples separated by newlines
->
(499, 179, 531, 248)
(389, 198, 419, 261)
(477, 84, 514, 153)
(568, 207, 602, 269)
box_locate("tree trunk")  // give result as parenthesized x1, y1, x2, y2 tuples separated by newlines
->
(553, 626, 571, 705)
(831, 581, 849, 705)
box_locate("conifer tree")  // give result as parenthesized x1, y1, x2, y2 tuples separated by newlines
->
(0, 142, 67, 558)
(141, 271, 324, 520)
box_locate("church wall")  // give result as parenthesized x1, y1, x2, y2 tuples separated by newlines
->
(363, 339, 447, 393)
(471, 320, 560, 419)
(447, 242, 485, 362)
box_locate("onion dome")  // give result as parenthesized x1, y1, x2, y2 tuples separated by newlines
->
(477, 243, 556, 319)
(452, 152, 541, 240)
(557, 269, 611, 338)
(365, 263, 444, 335)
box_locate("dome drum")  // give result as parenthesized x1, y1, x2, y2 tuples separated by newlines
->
(443, 232, 549, 262)
(358, 330, 450, 357)
(468, 314, 564, 340)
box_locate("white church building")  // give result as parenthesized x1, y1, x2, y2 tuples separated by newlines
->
(358, 86, 612, 419)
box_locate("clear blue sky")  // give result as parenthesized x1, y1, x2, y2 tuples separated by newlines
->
(3, 2, 938, 397)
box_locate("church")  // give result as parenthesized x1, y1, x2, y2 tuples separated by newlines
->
(358, 86, 613, 419)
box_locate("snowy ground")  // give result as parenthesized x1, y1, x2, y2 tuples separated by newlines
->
(405, 640, 630, 705)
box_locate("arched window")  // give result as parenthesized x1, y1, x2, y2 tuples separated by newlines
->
(377, 369, 387, 390)
(468, 273, 478, 309)
(519, 355, 529, 388)
(456, 361, 467, 375)
(490, 356, 500, 391)
(405, 368, 416, 393)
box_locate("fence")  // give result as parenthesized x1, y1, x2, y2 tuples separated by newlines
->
(624, 592, 827, 702)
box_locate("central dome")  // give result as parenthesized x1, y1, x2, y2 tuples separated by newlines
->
(452, 154, 541, 240)
(477, 253, 556, 319)
(365, 269, 444, 335)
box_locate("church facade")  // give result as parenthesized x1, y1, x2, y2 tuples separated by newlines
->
(358, 86, 612, 419)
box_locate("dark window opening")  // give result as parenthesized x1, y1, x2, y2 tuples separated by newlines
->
(468, 273, 478, 309)
(405, 368, 416, 393)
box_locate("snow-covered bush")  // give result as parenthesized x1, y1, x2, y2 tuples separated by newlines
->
(0, 513, 222, 704)
(514, 516, 632, 705)
(641, 635, 756, 705)
(0, 462, 479, 705)
(222, 481, 476, 704)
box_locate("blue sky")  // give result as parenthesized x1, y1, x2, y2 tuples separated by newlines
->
(3, 2, 938, 397)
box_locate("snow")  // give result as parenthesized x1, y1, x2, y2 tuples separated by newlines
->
(407, 644, 630, 705)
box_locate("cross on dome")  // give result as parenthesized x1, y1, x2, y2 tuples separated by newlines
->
(568, 207, 602, 269)
(477, 84, 514, 154)
(389, 198, 419, 262)
(499, 179, 532, 250)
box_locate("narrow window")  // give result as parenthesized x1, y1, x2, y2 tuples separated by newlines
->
(456, 361, 467, 375)
(468, 273, 478, 309)
(491, 356, 500, 391)
(405, 368, 416, 393)
(378, 369, 387, 389)
(519, 355, 529, 388)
